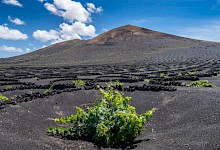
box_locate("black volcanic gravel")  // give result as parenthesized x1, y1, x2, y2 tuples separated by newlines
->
(0, 88, 219, 149)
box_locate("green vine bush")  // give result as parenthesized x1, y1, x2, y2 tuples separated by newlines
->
(72, 80, 85, 86)
(0, 94, 9, 102)
(187, 71, 195, 75)
(109, 80, 123, 87)
(47, 84, 155, 146)
(160, 73, 169, 78)
(43, 85, 54, 94)
(177, 72, 183, 77)
(5, 85, 13, 89)
(186, 80, 217, 88)
(144, 79, 150, 82)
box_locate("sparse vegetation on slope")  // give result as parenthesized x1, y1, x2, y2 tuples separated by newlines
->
(160, 73, 169, 78)
(5, 85, 13, 89)
(186, 80, 217, 88)
(109, 80, 123, 86)
(47, 84, 155, 146)
(72, 80, 85, 86)
(144, 79, 150, 82)
(187, 71, 195, 75)
(177, 72, 183, 76)
(0, 94, 9, 102)
(43, 85, 54, 94)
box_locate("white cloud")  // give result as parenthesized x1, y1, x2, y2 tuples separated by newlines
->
(96, 7, 103, 13)
(59, 22, 96, 37)
(44, 0, 90, 23)
(51, 39, 66, 44)
(33, 22, 96, 43)
(8, 16, 25, 25)
(44, 3, 60, 16)
(2, 0, 22, 7)
(0, 45, 23, 52)
(41, 45, 47, 48)
(133, 19, 147, 24)
(56, 33, 81, 42)
(38, 0, 101, 44)
(102, 28, 108, 32)
(25, 48, 31, 53)
(86, 3, 103, 13)
(0, 25, 28, 40)
(29, 43, 34, 47)
(38, 0, 46, 3)
(179, 21, 220, 42)
(33, 29, 59, 43)
(44, 0, 102, 23)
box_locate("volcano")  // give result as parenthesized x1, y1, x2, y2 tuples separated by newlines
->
(1, 25, 220, 66)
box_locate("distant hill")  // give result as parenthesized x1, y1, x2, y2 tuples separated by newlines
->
(1, 25, 220, 66)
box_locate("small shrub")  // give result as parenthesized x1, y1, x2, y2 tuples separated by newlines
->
(48, 84, 155, 146)
(5, 85, 13, 89)
(72, 80, 85, 86)
(186, 80, 217, 88)
(212, 73, 220, 77)
(187, 71, 195, 75)
(144, 79, 150, 82)
(0, 94, 9, 102)
(110, 80, 123, 86)
(44, 85, 54, 94)
(177, 72, 183, 77)
(10, 95, 17, 100)
(160, 73, 169, 78)
(33, 77, 38, 80)
(148, 74, 156, 77)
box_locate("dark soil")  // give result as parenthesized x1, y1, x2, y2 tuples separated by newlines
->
(0, 63, 219, 150)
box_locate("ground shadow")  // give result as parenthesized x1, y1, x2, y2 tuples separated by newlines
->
(53, 134, 150, 149)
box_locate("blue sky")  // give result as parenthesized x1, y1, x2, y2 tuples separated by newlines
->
(0, 0, 220, 58)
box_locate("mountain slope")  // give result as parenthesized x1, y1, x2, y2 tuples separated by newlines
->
(1, 25, 220, 66)
(0, 39, 84, 65)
